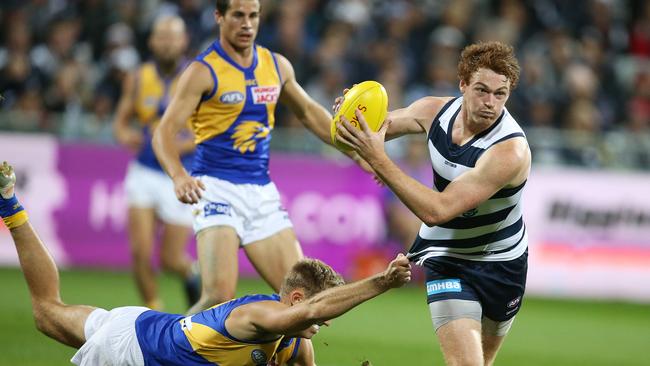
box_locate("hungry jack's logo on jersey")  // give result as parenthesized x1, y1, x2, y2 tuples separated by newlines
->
(232, 121, 271, 153)
(251, 86, 280, 105)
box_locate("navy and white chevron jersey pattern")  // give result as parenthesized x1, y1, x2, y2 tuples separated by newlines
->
(408, 97, 528, 263)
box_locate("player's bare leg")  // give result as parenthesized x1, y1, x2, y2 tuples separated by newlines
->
(481, 315, 513, 365)
(482, 333, 506, 366)
(160, 223, 192, 277)
(244, 228, 304, 292)
(0, 162, 95, 348)
(186, 226, 240, 314)
(127, 207, 160, 309)
(435, 318, 484, 366)
(159, 222, 199, 305)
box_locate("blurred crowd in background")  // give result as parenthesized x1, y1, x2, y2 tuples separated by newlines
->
(0, 0, 649, 169)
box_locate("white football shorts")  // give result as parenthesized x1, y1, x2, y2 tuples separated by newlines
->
(71, 306, 148, 366)
(124, 161, 192, 227)
(193, 175, 293, 245)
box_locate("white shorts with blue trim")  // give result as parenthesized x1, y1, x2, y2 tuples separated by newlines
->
(193, 175, 293, 245)
(71, 307, 148, 366)
(124, 161, 193, 227)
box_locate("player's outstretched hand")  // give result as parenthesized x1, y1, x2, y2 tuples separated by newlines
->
(173, 173, 205, 204)
(379, 253, 412, 289)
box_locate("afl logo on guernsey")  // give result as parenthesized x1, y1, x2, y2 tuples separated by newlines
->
(220, 91, 245, 104)
(252, 86, 280, 104)
(251, 349, 268, 365)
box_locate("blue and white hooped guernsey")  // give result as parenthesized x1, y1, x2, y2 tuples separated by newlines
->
(408, 97, 529, 263)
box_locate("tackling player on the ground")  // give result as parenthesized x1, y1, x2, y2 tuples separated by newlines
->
(0, 161, 411, 366)
(113, 15, 199, 310)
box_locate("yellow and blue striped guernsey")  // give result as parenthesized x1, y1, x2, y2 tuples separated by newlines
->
(133, 61, 194, 171)
(135, 294, 302, 365)
(191, 41, 282, 184)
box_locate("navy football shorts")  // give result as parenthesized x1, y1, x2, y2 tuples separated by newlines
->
(423, 250, 528, 321)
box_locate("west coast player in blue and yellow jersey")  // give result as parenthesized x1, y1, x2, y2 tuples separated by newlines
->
(153, 0, 354, 322)
(0, 160, 411, 366)
(113, 16, 199, 311)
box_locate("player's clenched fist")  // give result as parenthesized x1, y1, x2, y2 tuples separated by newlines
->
(380, 253, 412, 289)
(173, 173, 205, 204)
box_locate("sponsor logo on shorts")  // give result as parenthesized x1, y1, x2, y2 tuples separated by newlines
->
(219, 91, 245, 104)
(204, 202, 231, 217)
(507, 296, 521, 309)
(180, 316, 193, 331)
(251, 349, 268, 365)
(426, 279, 462, 295)
(252, 86, 280, 104)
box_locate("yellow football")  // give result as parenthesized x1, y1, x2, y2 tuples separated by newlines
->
(330, 81, 388, 150)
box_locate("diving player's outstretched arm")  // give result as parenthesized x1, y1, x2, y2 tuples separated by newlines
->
(226, 254, 411, 341)
(153, 62, 211, 204)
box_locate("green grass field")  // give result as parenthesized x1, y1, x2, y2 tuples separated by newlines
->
(1, 267, 649, 366)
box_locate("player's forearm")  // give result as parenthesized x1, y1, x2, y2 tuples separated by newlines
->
(153, 126, 187, 179)
(305, 274, 388, 323)
(112, 113, 133, 140)
(368, 153, 448, 226)
(301, 102, 333, 145)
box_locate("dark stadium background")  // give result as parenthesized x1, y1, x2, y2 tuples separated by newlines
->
(0, 1, 649, 365)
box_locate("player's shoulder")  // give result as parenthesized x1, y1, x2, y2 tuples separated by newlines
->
(270, 51, 290, 69)
(182, 60, 214, 84)
(410, 96, 455, 113)
(404, 96, 455, 123)
(267, 51, 293, 85)
(481, 132, 530, 176)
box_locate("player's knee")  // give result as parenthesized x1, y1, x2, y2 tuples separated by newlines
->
(130, 247, 152, 264)
(445, 354, 484, 366)
(160, 254, 185, 274)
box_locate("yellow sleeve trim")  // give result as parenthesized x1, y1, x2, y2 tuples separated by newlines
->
(3, 211, 28, 229)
